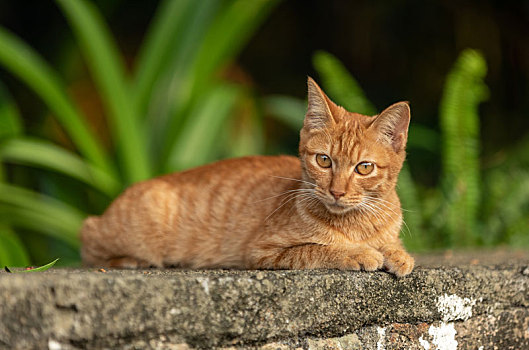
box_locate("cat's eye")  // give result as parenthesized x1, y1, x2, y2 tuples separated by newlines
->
(316, 154, 332, 168)
(355, 162, 374, 175)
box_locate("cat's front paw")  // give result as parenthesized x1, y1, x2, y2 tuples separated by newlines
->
(383, 249, 414, 277)
(342, 248, 384, 271)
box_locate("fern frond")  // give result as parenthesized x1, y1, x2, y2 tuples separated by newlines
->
(482, 168, 529, 245)
(439, 49, 488, 246)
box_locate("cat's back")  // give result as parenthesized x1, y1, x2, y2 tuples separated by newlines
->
(160, 155, 300, 186)
(105, 155, 302, 220)
(86, 155, 302, 267)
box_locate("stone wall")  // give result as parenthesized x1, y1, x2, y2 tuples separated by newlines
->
(1, 261, 528, 349)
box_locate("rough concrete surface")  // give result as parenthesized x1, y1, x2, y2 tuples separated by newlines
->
(0, 251, 528, 349)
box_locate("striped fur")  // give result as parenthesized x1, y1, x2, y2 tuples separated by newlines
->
(81, 78, 414, 276)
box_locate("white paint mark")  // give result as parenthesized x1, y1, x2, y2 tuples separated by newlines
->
(48, 340, 62, 350)
(419, 335, 431, 349)
(437, 294, 476, 322)
(429, 322, 458, 350)
(169, 308, 178, 315)
(197, 278, 210, 295)
(478, 346, 484, 350)
(376, 326, 386, 350)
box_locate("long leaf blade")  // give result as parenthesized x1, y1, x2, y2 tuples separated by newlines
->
(144, 0, 221, 170)
(187, 0, 279, 97)
(0, 183, 84, 247)
(0, 138, 121, 197)
(0, 224, 30, 267)
(0, 84, 23, 140)
(167, 84, 241, 171)
(264, 95, 306, 131)
(55, 0, 150, 183)
(0, 27, 114, 176)
(131, 0, 195, 113)
(313, 51, 376, 115)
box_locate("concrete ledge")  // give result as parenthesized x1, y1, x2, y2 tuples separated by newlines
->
(1, 263, 528, 349)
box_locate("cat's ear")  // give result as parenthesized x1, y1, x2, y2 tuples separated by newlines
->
(305, 77, 338, 130)
(370, 101, 410, 152)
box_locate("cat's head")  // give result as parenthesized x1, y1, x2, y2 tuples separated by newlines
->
(299, 77, 410, 215)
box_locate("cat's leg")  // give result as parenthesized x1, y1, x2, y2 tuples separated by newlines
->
(380, 243, 414, 277)
(249, 243, 384, 271)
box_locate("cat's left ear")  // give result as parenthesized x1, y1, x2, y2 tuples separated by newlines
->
(369, 101, 410, 152)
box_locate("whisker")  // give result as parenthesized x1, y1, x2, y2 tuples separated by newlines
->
(264, 192, 313, 222)
(359, 201, 385, 225)
(252, 188, 315, 204)
(357, 203, 376, 223)
(363, 195, 414, 213)
(364, 197, 412, 237)
(269, 175, 316, 187)
(291, 194, 318, 215)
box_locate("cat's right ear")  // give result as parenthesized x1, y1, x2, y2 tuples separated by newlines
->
(369, 101, 411, 153)
(305, 77, 336, 130)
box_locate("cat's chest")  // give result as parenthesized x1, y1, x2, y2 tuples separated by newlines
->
(318, 218, 386, 246)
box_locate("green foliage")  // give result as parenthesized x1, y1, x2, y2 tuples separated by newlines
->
(312, 51, 376, 115)
(0, 0, 278, 265)
(438, 49, 488, 246)
(0, 85, 30, 266)
(0, 27, 114, 176)
(1, 0, 526, 265)
(56, 0, 150, 183)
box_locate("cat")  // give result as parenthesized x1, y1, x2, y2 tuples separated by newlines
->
(81, 77, 414, 277)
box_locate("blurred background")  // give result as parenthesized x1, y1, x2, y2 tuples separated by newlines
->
(0, 0, 528, 266)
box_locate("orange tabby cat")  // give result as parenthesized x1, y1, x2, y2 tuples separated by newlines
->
(81, 77, 414, 276)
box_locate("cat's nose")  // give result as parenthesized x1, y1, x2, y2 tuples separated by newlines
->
(330, 190, 346, 200)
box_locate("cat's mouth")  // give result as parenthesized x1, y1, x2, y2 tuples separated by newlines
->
(323, 201, 355, 214)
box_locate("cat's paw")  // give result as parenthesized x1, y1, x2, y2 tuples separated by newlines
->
(342, 248, 384, 271)
(383, 249, 414, 277)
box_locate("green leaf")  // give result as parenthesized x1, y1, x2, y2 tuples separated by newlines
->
(407, 124, 440, 153)
(482, 168, 529, 245)
(0, 84, 23, 140)
(0, 183, 84, 247)
(159, 0, 275, 169)
(264, 95, 307, 131)
(187, 0, 279, 97)
(313, 51, 377, 115)
(139, 0, 221, 168)
(0, 27, 114, 177)
(131, 0, 197, 114)
(398, 165, 425, 251)
(0, 137, 121, 197)
(55, 0, 150, 183)
(225, 94, 264, 158)
(0, 224, 30, 267)
(166, 84, 241, 171)
(6, 258, 59, 273)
